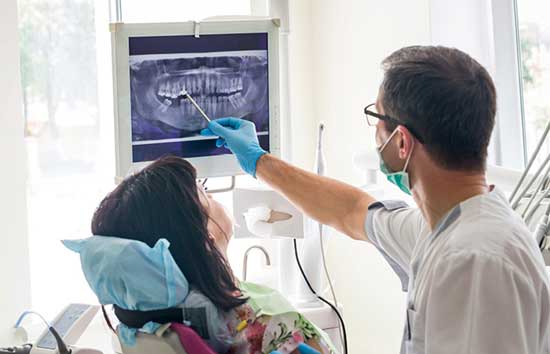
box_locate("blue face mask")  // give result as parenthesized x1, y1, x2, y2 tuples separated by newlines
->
(377, 129, 414, 195)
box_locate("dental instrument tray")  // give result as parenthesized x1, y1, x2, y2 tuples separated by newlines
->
(110, 19, 282, 179)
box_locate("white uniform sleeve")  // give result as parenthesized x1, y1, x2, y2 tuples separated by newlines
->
(365, 200, 425, 291)
(424, 250, 543, 354)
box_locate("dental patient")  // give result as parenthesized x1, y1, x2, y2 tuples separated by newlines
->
(64, 156, 336, 354)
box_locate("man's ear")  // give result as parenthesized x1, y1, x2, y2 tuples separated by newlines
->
(397, 126, 414, 159)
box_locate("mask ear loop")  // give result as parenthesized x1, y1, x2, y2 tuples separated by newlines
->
(378, 128, 399, 153)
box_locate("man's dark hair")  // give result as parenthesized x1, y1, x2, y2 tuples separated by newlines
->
(380, 45, 497, 171)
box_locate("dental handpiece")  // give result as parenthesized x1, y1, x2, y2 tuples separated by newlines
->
(179, 89, 211, 123)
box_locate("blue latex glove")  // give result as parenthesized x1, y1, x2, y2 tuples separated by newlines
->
(270, 343, 321, 354)
(200, 117, 267, 177)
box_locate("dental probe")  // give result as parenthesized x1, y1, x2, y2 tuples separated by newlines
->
(179, 89, 211, 123)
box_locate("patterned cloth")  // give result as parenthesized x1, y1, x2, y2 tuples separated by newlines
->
(219, 282, 337, 354)
(224, 304, 327, 354)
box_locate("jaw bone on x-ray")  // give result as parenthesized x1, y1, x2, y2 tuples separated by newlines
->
(127, 33, 271, 162)
(130, 53, 268, 134)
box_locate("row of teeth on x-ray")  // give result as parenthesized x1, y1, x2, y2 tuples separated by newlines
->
(159, 93, 247, 115)
(157, 76, 244, 99)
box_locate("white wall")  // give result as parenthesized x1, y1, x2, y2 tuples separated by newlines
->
(430, 0, 495, 70)
(302, 1, 431, 353)
(0, 0, 32, 346)
(287, 0, 317, 170)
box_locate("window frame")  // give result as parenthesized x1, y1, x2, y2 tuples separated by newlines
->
(490, 0, 528, 169)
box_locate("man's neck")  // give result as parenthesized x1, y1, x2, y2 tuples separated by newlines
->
(413, 167, 490, 230)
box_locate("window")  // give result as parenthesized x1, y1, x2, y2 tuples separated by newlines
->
(18, 0, 253, 319)
(489, 0, 550, 170)
(516, 0, 550, 165)
(19, 0, 112, 319)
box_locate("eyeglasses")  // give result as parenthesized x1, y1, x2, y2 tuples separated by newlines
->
(363, 103, 424, 144)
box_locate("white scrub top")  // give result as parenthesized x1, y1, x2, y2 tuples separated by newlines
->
(365, 187, 550, 354)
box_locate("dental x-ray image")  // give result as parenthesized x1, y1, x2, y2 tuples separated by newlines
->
(128, 33, 270, 162)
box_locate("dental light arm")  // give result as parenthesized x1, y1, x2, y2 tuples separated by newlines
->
(520, 161, 550, 221)
(509, 120, 550, 204)
(510, 118, 550, 264)
(511, 152, 550, 210)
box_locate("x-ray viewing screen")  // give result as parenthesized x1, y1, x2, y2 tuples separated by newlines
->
(129, 33, 270, 162)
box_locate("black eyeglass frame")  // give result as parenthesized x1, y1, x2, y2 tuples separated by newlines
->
(363, 103, 424, 144)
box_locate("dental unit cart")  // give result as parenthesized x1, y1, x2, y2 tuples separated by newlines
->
(2, 304, 102, 354)
(33, 305, 100, 354)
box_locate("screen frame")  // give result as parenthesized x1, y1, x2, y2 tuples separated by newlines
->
(111, 19, 281, 179)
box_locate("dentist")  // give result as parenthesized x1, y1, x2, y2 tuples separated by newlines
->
(201, 46, 550, 354)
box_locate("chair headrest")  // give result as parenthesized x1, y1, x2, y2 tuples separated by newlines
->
(114, 305, 183, 329)
(63, 236, 189, 309)
(62, 236, 190, 346)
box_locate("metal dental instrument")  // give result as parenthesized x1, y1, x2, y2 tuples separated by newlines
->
(510, 118, 550, 265)
(179, 89, 211, 123)
(511, 118, 550, 208)
(521, 160, 550, 219)
(510, 120, 550, 204)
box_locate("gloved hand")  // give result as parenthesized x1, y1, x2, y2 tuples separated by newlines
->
(270, 343, 321, 354)
(200, 117, 267, 177)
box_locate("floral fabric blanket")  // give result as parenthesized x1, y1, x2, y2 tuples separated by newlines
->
(223, 282, 338, 354)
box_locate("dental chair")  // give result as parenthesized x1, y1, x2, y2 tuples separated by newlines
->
(63, 237, 223, 354)
(113, 305, 214, 354)
(117, 327, 188, 354)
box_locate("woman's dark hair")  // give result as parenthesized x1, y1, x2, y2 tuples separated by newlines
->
(92, 155, 246, 311)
